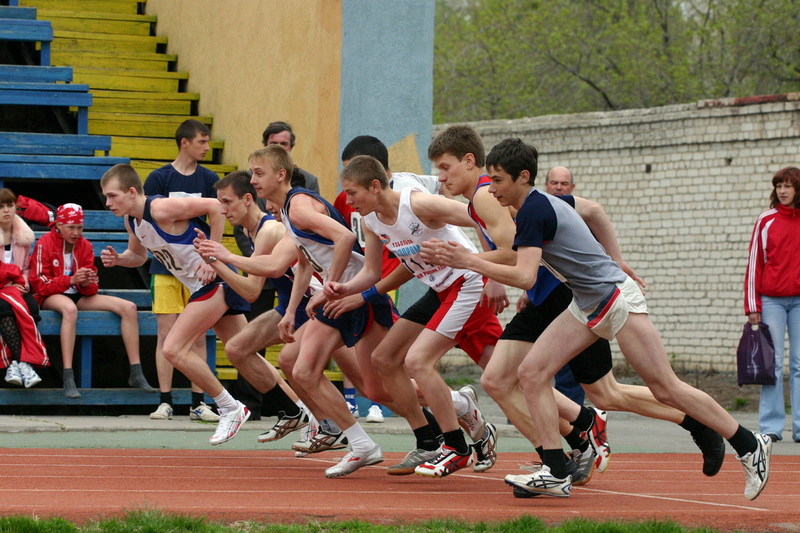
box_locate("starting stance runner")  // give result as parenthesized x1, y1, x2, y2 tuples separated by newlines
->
(422, 138, 771, 500)
(100, 164, 251, 446)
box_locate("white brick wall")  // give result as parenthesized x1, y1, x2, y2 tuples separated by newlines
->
(434, 95, 800, 372)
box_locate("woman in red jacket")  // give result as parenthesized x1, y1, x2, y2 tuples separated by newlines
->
(744, 166, 800, 442)
(29, 204, 155, 399)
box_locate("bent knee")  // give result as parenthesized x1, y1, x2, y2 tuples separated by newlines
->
(481, 368, 517, 397)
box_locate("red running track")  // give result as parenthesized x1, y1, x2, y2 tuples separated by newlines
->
(0, 449, 798, 531)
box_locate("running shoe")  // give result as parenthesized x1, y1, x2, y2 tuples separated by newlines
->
(209, 402, 250, 446)
(190, 402, 220, 422)
(18, 362, 41, 388)
(292, 428, 348, 454)
(294, 411, 319, 457)
(4, 361, 22, 386)
(473, 422, 498, 473)
(505, 465, 572, 498)
(580, 407, 610, 473)
(347, 401, 359, 418)
(568, 447, 596, 486)
(366, 404, 385, 423)
(691, 425, 725, 477)
(150, 402, 173, 420)
(456, 384, 486, 441)
(739, 432, 772, 501)
(414, 445, 473, 477)
(387, 447, 441, 475)
(325, 445, 384, 478)
(258, 409, 309, 442)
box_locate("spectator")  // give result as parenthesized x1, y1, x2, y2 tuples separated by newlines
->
(0, 188, 47, 388)
(744, 166, 800, 443)
(144, 119, 221, 422)
(261, 121, 320, 194)
(29, 204, 156, 399)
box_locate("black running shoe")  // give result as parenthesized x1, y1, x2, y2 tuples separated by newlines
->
(692, 425, 725, 477)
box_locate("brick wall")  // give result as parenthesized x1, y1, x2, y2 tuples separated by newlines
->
(436, 94, 800, 372)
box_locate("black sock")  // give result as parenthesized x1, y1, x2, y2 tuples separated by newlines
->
(728, 425, 758, 457)
(413, 425, 440, 451)
(564, 427, 588, 451)
(422, 407, 442, 438)
(192, 392, 204, 407)
(679, 414, 704, 434)
(442, 429, 469, 455)
(535, 446, 544, 462)
(571, 406, 595, 433)
(262, 384, 300, 417)
(160, 392, 173, 405)
(542, 449, 568, 479)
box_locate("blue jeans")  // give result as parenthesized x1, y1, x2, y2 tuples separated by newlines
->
(759, 295, 800, 440)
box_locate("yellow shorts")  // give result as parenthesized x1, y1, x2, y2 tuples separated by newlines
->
(151, 274, 192, 315)
(567, 276, 647, 340)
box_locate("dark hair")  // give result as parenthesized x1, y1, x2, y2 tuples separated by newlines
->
(215, 170, 257, 200)
(770, 166, 800, 209)
(174, 119, 210, 148)
(341, 135, 389, 170)
(262, 121, 295, 147)
(486, 138, 539, 184)
(290, 167, 306, 188)
(101, 164, 143, 194)
(0, 188, 17, 207)
(428, 124, 486, 167)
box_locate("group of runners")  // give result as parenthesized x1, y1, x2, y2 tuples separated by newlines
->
(97, 126, 772, 501)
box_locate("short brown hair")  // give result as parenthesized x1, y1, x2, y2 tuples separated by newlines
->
(340, 155, 388, 189)
(249, 145, 294, 175)
(101, 164, 143, 194)
(0, 188, 17, 207)
(428, 124, 486, 167)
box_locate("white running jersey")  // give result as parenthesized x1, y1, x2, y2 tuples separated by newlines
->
(129, 196, 207, 294)
(364, 188, 477, 292)
(280, 188, 365, 283)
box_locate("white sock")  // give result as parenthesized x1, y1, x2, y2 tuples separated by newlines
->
(343, 422, 375, 453)
(213, 389, 238, 414)
(451, 390, 468, 417)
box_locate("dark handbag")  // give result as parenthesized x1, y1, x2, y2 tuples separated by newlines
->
(737, 322, 776, 386)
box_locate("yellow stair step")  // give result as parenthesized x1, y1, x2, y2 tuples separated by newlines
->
(51, 51, 176, 71)
(133, 160, 237, 179)
(38, 9, 156, 36)
(111, 136, 224, 161)
(19, 0, 140, 15)
(53, 30, 167, 54)
(91, 91, 199, 115)
(73, 67, 188, 93)
(88, 112, 213, 138)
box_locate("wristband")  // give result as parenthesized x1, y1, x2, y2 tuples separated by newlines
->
(361, 286, 383, 303)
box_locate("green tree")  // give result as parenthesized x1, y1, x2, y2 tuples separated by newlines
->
(434, 0, 800, 122)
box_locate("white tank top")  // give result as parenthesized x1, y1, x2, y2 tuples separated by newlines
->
(364, 188, 477, 292)
(280, 188, 365, 283)
(130, 197, 207, 294)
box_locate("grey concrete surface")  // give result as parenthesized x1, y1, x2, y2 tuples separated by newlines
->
(2, 389, 798, 456)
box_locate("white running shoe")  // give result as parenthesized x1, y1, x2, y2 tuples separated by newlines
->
(581, 407, 610, 473)
(347, 401, 359, 418)
(325, 445, 384, 478)
(4, 361, 22, 386)
(366, 404, 384, 423)
(210, 402, 250, 446)
(739, 432, 772, 501)
(473, 422, 498, 473)
(505, 465, 572, 498)
(149, 403, 173, 420)
(456, 385, 486, 441)
(190, 402, 220, 422)
(18, 362, 41, 388)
